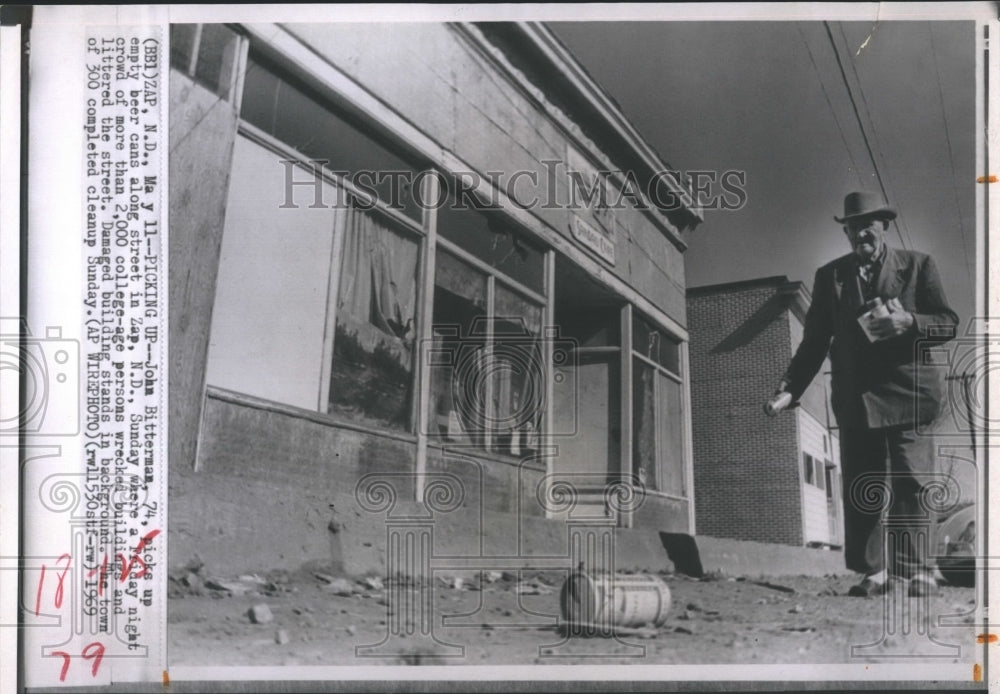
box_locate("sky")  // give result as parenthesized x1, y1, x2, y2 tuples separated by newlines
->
(550, 20, 978, 325)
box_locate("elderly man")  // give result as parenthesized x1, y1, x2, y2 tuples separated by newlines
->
(768, 191, 958, 597)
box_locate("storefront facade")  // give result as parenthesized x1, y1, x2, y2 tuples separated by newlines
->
(168, 22, 702, 573)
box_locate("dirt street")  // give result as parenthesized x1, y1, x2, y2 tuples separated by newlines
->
(167, 566, 980, 668)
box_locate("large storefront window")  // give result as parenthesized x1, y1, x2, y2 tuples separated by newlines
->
(329, 208, 419, 430)
(207, 134, 422, 428)
(206, 136, 339, 410)
(429, 203, 545, 456)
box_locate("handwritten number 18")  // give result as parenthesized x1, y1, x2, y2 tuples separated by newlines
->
(34, 553, 71, 616)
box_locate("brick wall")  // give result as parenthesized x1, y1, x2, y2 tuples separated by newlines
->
(687, 282, 803, 546)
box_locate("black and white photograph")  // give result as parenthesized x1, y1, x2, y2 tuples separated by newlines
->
(5, 3, 998, 691)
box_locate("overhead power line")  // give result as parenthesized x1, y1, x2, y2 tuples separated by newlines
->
(823, 21, 909, 250)
(796, 25, 864, 187)
(928, 21, 974, 281)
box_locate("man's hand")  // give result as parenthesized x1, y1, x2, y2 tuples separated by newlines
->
(869, 297, 914, 339)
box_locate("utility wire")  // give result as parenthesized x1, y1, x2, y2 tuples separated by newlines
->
(928, 21, 975, 281)
(797, 25, 864, 187)
(836, 23, 916, 252)
(823, 21, 909, 250)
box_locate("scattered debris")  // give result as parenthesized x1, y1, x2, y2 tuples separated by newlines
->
(181, 573, 204, 595)
(673, 624, 695, 635)
(248, 604, 273, 625)
(364, 576, 384, 591)
(238, 574, 268, 585)
(515, 583, 551, 596)
(275, 629, 290, 645)
(346, 625, 356, 636)
(788, 604, 804, 614)
(484, 571, 503, 584)
(751, 580, 797, 594)
(560, 621, 659, 639)
(314, 573, 337, 584)
(321, 578, 356, 596)
(686, 602, 704, 612)
(204, 579, 252, 596)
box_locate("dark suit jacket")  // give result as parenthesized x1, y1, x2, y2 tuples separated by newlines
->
(784, 247, 958, 430)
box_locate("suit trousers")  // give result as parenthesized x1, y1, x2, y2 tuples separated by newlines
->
(839, 424, 941, 579)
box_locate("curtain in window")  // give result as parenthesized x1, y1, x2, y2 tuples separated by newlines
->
(330, 206, 418, 430)
(337, 207, 417, 357)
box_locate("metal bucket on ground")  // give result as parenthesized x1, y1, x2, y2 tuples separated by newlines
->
(560, 571, 671, 630)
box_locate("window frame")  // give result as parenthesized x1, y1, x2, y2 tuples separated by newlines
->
(170, 23, 248, 107)
(430, 234, 549, 457)
(231, 122, 428, 433)
(625, 305, 689, 505)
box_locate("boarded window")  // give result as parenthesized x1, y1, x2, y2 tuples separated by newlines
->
(206, 136, 337, 410)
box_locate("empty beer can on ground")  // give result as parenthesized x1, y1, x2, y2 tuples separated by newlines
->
(560, 571, 672, 629)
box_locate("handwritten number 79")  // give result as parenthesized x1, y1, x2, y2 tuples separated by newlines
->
(52, 642, 105, 681)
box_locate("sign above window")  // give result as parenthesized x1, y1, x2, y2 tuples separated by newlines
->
(571, 215, 615, 266)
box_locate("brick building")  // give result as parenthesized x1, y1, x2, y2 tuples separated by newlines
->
(167, 22, 704, 575)
(687, 277, 845, 549)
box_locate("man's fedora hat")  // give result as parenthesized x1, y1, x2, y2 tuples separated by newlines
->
(834, 191, 897, 223)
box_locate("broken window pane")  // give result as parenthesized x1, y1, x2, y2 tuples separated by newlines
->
(436, 204, 544, 293)
(329, 208, 419, 430)
(633, 314, 679, 374)
(657, 373, 685, 496)
(490, 286, 544, 456)
(430, 252, 488, 447)
(633, 359, 685, 496)
(633, 360, 657, 491)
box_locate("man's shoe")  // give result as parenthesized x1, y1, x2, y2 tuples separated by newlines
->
(908, 574, 939, 598)
(847, 577, 889, 597)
